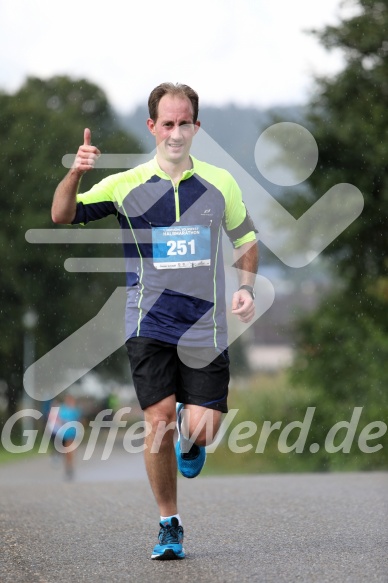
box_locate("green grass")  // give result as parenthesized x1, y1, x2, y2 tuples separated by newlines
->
(202, 370, 388, 475)
(0, 417, 48, 464)
(0, 445, 41, 464)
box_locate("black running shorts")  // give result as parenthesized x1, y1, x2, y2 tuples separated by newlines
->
(125, 337, 229, 412)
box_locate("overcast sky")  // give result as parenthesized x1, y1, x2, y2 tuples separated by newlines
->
(1, 0, 349, 114)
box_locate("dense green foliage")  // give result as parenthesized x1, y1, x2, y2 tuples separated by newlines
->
(288, 0, 388, 468)
(304, 0, 388, 281)
(0, 76, 141, 416)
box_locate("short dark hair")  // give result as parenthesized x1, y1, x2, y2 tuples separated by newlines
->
(148, 82, 199, 123)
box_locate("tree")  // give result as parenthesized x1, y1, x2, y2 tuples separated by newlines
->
(305, 0, 388, 282)
(0, 76, 142, 420)
(289, 0, 388, 468)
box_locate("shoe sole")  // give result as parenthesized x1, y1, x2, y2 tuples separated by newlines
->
(151, 549, 185, 560)
(176, 402, 184, 431)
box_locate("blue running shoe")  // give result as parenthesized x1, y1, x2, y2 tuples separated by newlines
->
(175, 403, 206, 479)
(151, 517, 185, 560)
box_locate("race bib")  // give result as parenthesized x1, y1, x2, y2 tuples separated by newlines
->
(152, 225, 211, 269)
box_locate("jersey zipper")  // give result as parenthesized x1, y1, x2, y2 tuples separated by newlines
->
(174, 183, 181, 223)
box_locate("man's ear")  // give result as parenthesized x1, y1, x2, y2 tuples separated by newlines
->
(194, 121, 201, 134)
(146, 118, 156, 135)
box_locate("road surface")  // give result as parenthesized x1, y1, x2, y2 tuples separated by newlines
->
(0, 445, 387, 582)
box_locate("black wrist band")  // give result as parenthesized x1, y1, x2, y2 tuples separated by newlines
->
(238, 285, 255, 300)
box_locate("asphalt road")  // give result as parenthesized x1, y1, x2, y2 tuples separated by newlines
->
(0, 449, 387, 583)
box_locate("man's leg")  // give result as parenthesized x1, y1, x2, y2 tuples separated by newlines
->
(143, 394, 178, 516)
(144, 394, 186, 560)
(125, 338, 187, 559)
(181, 404, 223, 447)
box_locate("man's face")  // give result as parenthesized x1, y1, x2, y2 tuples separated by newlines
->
(147, 94, 200, 165)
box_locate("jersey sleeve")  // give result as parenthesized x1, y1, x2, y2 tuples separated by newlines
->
(222, 172, 258, 248)
(72, 173, 121, 225)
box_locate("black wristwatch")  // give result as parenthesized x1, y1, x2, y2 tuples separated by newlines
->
(238, 285, 255, 300)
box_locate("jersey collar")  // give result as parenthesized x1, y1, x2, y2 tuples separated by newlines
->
(152, 156, 197, 181)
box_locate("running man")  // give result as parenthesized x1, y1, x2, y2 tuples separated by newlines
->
(51, 82, 258, 559)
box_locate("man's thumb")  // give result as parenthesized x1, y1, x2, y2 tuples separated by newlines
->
(84, 128, 91, 146)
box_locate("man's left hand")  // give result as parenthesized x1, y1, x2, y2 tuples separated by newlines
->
(231, 290, 255, 323)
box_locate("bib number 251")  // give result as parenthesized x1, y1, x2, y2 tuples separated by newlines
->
(167, 239, 195, 256)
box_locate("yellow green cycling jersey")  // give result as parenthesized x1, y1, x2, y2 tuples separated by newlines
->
(73, 155, 257, 348)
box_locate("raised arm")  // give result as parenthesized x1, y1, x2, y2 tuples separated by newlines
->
(231, 240, 259, 323)
(51, 128, 101, 224)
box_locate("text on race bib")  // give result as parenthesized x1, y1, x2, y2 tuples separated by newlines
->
(152, 225, 211, 269)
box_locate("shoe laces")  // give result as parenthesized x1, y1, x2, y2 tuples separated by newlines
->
(159, 518, 183, 545)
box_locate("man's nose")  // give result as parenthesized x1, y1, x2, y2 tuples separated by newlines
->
(170, 125, 183, 139)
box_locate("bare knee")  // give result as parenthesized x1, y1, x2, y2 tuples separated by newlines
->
(144, 397, 176, 449)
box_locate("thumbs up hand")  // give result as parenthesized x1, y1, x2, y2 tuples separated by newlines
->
(72, 128, 101, 174)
